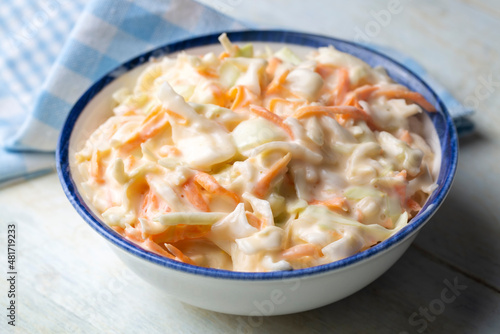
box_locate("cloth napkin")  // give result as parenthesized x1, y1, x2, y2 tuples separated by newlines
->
(0, 0, 473, 188)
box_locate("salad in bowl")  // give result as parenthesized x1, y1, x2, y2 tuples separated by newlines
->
(74, 33, 439, 273)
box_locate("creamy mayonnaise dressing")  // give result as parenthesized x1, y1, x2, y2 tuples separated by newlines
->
(75, 34, 438, 272)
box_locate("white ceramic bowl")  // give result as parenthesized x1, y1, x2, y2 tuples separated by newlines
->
(56, 30, 458, 316)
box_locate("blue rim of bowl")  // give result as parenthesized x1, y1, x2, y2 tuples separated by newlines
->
(56, 30, 458, 281)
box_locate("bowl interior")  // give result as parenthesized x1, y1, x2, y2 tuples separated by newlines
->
(57, 30, 458, 280)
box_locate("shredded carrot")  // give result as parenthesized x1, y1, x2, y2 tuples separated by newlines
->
(265, 57, 282, 78)
(90, 149, 104, 183)
(356, 209, 364, 222)
(346, 85, 379, 103)
(197, 67, 219, 79)
(142, 105, 162, 122)
(329, 230, 343, 241)
(219, 51, 230, 60)
(182, 178, 210, 212)
(151, 225, 210, 244)
(253, 152, 292, 198)
(380, 218, 393, 229)
(158, 145, 181, 157)
(139, 188, 157, 219)
(342, 95, 361, 109)
(174, 225, 210, 242)
(374, 89, 436, 112)
(142, 238, 175, 259)
(124, 224, 143, 243)
(165, 243, 196, 265)
(294, 105, 379, 131)
(142, 111, 170, 136)
(315, 64, 336, 79)
(407, 198, 422, 212)
(265, 69, 290, 95)
(342, 85, 379, 108)
(268, 98, 303, 115)
(111, 226, 125, 234)
(249, 104, 294, 139)
(208, 83, 228, 108)
(121, 107, 171, 152)
(399, 130, 413, 145)
(246, 212, 263, 230)
(124, 155, 136, 171)
(309, 197, 347, 212)
(396, 170, 408, 180)
(333, 68, 350, 105)
(164, 109, 188, 125)
(139, 188, 171, 220)
(193, 172, 240, 205)
(282, 244, 322, 260)
(229, 85, 259, 111)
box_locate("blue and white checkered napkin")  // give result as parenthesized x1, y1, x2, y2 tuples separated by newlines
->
(0, 0, 473, 187)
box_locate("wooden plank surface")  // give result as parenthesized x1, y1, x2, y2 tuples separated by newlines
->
(2, 0, 500, 332)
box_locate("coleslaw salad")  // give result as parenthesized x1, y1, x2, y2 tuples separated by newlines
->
(73, 33, 439, 273)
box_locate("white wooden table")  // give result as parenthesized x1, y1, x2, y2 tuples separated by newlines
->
(2, 1, 500, 333)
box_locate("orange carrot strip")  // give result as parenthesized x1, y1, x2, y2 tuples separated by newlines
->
(111, 226, 125, 234)
(342, 85, 379, 108)
(356, 209, 364, 222)
(193, 172, 240, 204)
(266, 57, 282, 78)
(124, 155, 136, 171)
(282, 244, 323, 260)
(374, 89, 436, 112)
(229, 85, 259, 111)
(121, 107, 171, 152)
(380, 218, 393, 229)
(346, 85, 379, 102)
(164, 109, 188, 125)
(229, 86, 245, 110)
(394, 170, 408, 205)
(139, 189, 156, 219)
(246, 212, 263, 230)
(219, 51, 230, 60)
(197, 67, 219, 79)
(165, 243, 196, 265)
(268, 98, 304, 115)
(407, 198, 422, 212)
(173, 225, 210, 242)
(294, 105, 379, 130)
(309, 197, 348, 212)
(348, 98, 362, 109)
(315, 64, 336, 79)
(90, 150, 104, 183)
(253, 152, 292, 198)
(158, 145, 181, 157)
(150, 225, 210, 244)
(396, 169, 408, 180)
(208, 83, 228, 107)
(265, 69, 290, 95)
(268, 98, 290, 113)
(142, 238, 175, 259)
(400, 130, 413, 145)
(249, 104, 294, 139)
(334, 68, 350, 105)
(182, 178, 210, 212)
(139, 188, 171, 220)
(124, 224, 143, 243)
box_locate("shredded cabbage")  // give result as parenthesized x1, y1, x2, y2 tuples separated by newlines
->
(75, 33, 438, 272)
